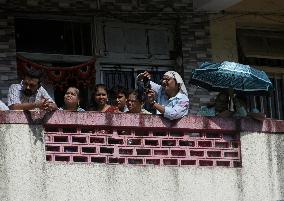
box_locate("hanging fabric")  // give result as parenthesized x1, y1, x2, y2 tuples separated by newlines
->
(16, 54, 96, 89)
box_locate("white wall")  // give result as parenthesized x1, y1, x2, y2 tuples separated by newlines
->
(1, 124, 284, 201)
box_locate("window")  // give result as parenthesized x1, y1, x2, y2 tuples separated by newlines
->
(15, 18, 92, 55)
(237, 29, 284, 120)
(100, 65, 169, 90)
(103, 22, 174, 59)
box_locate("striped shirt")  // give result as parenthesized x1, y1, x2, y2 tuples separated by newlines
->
(0, 100, 9, 110)
(8, 82, 54, 106)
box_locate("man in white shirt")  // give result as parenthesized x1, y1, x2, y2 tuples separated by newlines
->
(8, 70, 57, 111)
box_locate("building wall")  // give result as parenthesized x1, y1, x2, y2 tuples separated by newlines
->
(0, 12, 17, 102)
(0, 0, 212, 113)
(210, 0, 284, 62)
(1, 112, 284, 201)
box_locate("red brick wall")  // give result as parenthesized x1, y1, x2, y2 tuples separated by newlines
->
(45, 125, 241, 167)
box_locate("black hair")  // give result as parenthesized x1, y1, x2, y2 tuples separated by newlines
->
(109, 85, 128, 99)
(25, 68, 43, 80)
(127, 89, 144, 104)
(88, 84, 109, 111)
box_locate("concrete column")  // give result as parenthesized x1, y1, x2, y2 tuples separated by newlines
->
(0, 124, 47, 201)
(241, 132, 284, 201)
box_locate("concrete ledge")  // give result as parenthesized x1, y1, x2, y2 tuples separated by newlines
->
(0, 111, 283, 133)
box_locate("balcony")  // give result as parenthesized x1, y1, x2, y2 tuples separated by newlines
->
(193, 0, 242, 11)
(0, 111, 284, 201)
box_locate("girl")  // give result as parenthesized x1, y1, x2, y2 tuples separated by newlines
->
(88, 84, 117, 112)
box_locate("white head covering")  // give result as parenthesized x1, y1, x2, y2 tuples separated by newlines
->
(164, 71, 188, 96)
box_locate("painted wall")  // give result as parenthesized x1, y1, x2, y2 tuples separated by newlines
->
(210, 0, 284, 62)
(1, 112, 284, 201)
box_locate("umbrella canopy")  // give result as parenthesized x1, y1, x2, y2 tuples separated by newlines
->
(190, 61, 273, 95)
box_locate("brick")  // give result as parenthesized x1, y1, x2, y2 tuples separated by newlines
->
(179, 140, 195, 147)
(207, 151, 222, 158)
(72, 136, 88, 144)
(216, 161, 231, 167)
(81, 146, 96, 154)
(117, 129, 132, 135)
(152, 131, 168, 137)
(54, 135, 69, 143)
(224, 152, 239, 158)
(63, 146, 79, 153)
(45, 135, 52, 143)
(108, 157, 125, 164)
(199, 160, 214, 166)
(169, 130, 184, 137)
(145, 158, 160, 165)
(215, 142, 230, 148)
(205, 133, 221, 139)
(80, 128, 94, 134)
(185, 132, 202, 138)
(144, 139, 159, 147)
(198, 141, 212, 147)
(91, 156, 106, 163)
(190, 150, 204, 157)
(171, 149, 186, 157)
(46, 155, 52, 161)
(90, 136, 105, 144)
(127, 138, 142, 146)
(108, 137, 124, 145)
(96, 129, 113, 135)
(181, 160, 196, 166)
(73, 156, 89, 163)
(119, 148, 134, 155)
(54, 155, 71, 162)
(231, 141, 240, 148)
(128, 158, 143, 165)
(163, 159, 178, 166)
(136, 149, 151, 156)
(233, 161, 242, 168)
(62, 127, 78, 134)
(134, 130, 149, 136)
(223, 134, 238, 141)
(46, 145, 61, 152)
(45, 127, 60, 133)
(100, 147, 114, 154)
(153, 149, 169, 156)
(162, 140, 176, 147)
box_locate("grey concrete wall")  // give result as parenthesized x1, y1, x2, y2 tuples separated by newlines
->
(46, 164, 240, 201)
(1, 124, 284, 201)
(0, 13, 17, 102)
(0, 124, 46, 201)
(240, 132, 284, 201)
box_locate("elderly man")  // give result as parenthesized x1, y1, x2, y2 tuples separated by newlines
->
(8, 70, 57, 111)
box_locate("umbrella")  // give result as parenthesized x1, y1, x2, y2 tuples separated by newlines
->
(190, 61, 273, 95)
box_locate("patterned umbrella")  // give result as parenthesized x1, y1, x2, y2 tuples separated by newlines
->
(191, 61, 273, 95)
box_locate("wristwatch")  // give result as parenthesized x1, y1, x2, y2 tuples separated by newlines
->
(149, 101, 156, 107)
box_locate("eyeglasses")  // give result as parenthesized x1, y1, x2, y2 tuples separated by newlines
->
(160, 77, 173, 83)
(160, 76, 174, 84)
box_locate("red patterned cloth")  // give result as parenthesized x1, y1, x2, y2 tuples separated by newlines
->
(16, 54, 96, 89)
